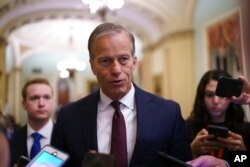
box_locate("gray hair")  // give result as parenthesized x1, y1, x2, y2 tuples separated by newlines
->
(88, 22, 135, 59)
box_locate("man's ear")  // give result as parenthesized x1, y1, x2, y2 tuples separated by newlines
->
(89, 59, 96, 75)
(21, 100, 26, 110)
(132, 56, 138, 71)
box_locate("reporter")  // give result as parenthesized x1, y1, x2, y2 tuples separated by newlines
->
(186, 70, 250, 160)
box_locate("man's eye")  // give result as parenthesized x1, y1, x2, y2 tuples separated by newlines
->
(44, 95, 51, 100)
(119, 56, 129, 64)
(99, 58, 112, 65)
(29, 96, 40, 101)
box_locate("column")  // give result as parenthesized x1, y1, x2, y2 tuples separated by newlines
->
(0, 37, 7, 111)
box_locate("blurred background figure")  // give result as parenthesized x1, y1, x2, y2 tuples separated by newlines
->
(186, 69, 250, 160)
(5, 114, 20, 140)
(10, 78, 54, 166)
(0, 111, 10, 167)
(0, 131, 10, 167)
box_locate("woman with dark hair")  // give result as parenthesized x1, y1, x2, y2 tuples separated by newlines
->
(186, 69, 250, 160)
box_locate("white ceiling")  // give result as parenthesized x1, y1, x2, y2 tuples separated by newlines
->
(0, 0, 197, 76)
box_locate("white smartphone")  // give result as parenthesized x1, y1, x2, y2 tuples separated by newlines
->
(26, 145, 69, 167)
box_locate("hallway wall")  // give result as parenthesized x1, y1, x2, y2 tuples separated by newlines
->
(194, 0, 239, 81)
(142, 31, 195, 119)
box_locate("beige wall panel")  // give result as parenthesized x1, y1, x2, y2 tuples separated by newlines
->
(141, 32, 196, 119)
(163, 32, 196, 119)
(140, 51, 154, 92)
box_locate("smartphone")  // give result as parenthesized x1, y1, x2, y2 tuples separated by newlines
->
(207, 124, 228, 139)
(26, 145, 69, 167)
(158, 152, 192, 167)
(82, 152, 114, 167)
(215, 76, 243, 98)
(17, 156, 30, 167)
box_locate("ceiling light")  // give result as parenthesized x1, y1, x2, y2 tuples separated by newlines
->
(59, 70, 70, 78)
(81, 0, 125, 20)
(57, 60, 86, 72)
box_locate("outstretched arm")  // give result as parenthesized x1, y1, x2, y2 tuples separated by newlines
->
(230, 76, 250, 105)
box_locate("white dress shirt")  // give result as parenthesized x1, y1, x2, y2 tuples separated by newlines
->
(27, 119, 53, 158)
(97, 84, 137, 164)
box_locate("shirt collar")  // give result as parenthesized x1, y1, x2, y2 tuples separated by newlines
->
(99, 84, 135, 110)
(27, 119, 53, 139)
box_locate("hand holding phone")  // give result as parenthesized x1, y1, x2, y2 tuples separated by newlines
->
(26, 145, 69, 167)
(207, 124, 228, 139)
(17, 156, 30, 167)
(215, 76, 243, 98)
(82, 152, 114, 167)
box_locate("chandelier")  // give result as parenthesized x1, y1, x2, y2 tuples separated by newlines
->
(81, 0, 125, 21)
(57, 60, 86, 78)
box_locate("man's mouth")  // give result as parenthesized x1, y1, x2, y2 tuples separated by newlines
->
(111, 80, 123, 86)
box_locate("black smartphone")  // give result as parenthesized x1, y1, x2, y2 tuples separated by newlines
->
(207, 124, 228, 139)
(158, 152, 192, 167)
(17, 155, 30, 167)
(82, 152, 114, 167)
(215, 76, 243, 98)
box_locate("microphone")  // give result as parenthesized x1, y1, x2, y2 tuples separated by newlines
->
(158, 152, 192, 167)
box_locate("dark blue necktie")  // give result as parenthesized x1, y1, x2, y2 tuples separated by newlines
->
(30, 132, 42, 159)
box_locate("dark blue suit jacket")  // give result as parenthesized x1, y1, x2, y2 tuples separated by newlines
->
(51, 85, 192, 167)
(9, 126, 29, 166)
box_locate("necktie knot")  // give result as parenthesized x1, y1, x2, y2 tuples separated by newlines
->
(32, 132, 42, 141)
(111, 101, 120, 111)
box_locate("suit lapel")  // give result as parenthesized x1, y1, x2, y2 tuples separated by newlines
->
(79, 87, 155, 163)
(23, 126, 29, 156)
(18, 126, 29, 156)
(130, 86, 155, 165)
(80, 91, 99, 151)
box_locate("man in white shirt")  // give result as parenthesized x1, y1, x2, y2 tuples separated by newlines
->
(51, 22, 192, 167)
(10, 78, 54, 166)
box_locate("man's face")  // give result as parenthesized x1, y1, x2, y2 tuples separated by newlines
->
(90, 32, 137, 100)
(22, 83, 53, 122)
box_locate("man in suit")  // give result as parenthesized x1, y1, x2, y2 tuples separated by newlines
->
(51, 22, 192, 167)
(10, 78, 54, 166)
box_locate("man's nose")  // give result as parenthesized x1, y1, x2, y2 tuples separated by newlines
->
(111, 60, 122, 73)
(38, 98, 45, 106)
